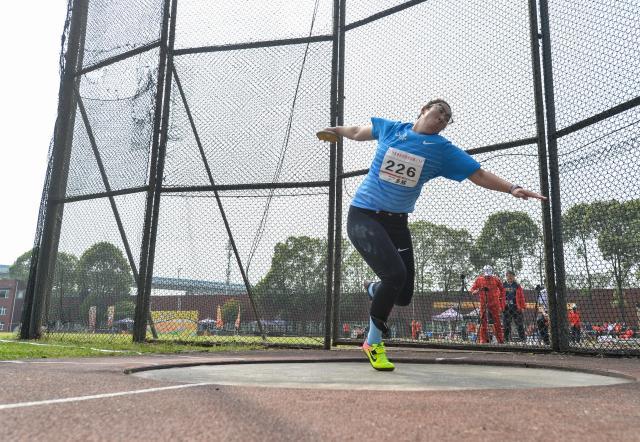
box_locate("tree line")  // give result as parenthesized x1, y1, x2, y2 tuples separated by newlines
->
(9, 199, 638, 324)
(254, 200, 640, 320)
(9, 242, 134, 327)
(253, 210, 542, 318)
(562, 199, 640, 320)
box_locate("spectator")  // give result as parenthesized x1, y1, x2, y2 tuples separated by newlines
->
(536, 307, 550, 345)
(535, 284, 548, 311)
(470, 265, 506, 344)
(568, 303, 581, 344)
(502, 270, 526, 342)
(614, 322, 622, 337)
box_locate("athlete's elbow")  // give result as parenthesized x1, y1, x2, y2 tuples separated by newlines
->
(353, 130, 367, 141)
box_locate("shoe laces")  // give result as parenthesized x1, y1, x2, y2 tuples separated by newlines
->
(371, 342, 387, 355)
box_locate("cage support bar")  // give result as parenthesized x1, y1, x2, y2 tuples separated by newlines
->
(528, 0, 556, 337)
(539, 0, 569, 351)
(172, 64, 266, 340)
(161, 181, 331, 192)
(56, 186, 149, 204)
(75, 93, 139, 279)
(556, 96, 640, 139)
(22, 0, 89, 339)
(174, 35, 332, 56)
(74, 40, 161, 77)
(330, 0, 347, 347)
(345, 0, 429, 31)
(134, 0, 177, 342)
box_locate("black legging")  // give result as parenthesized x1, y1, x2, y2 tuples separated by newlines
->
(346, 206, 415, 323)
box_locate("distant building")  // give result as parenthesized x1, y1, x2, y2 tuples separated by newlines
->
(0, 279, 25, 332)
(0, 265, 10, 278)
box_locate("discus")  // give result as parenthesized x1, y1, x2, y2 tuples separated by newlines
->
(316, 130, 338, 143)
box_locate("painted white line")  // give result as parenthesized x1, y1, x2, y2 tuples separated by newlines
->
(0, 361, 160, 366)
(0, 383, 212, 410)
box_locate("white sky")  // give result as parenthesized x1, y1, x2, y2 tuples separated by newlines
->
(0, 1, 69, 264)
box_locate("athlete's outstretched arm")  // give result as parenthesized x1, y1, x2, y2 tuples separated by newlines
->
(468, 169, 546, 201)
(323, 125, 374, 141)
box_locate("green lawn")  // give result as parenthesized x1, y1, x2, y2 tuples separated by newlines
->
(0, 332, 267, 360)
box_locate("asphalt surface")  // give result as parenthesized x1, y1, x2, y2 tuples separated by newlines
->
(2, 347, 639, 441)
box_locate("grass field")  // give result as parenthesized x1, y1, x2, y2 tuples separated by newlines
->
(0, 332, 283, 360)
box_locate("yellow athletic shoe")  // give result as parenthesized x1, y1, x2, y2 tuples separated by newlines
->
(362, 341, 395, 371)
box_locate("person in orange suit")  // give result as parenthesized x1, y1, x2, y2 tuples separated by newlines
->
(470, 265, 505, 343)
(621, 328, 634, 340)
(568, 303, 581, 343)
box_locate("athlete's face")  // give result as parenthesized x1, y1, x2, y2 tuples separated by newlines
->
(416, 103, 452, 134)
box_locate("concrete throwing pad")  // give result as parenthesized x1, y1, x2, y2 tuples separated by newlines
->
(132, 362, 631, 391)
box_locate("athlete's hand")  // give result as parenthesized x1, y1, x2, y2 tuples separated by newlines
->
(316, 128, 339, 143)
(512, 187, 547, 201)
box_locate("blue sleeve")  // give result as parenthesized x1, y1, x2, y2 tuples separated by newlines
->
(440, 144, 481, 182)
(371, 117, 399, 140)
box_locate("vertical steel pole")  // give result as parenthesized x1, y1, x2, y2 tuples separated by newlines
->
(538, 0, 569, 351)
(134, 0, 177, 342)
(528, 0, 557, 347)
(331, 0, 346, 346)
(323, 0, 340, 350)
(21, 0, 88, 339)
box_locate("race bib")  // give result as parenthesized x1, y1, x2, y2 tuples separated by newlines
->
(379, 147, 425, 188)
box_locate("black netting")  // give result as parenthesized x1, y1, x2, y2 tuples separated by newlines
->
(23, 0, 638, 354)
(83, 0, 164, 67)
(174, 0, 333, 49)
(342, 0, 536, 174)
(166, 43, 331, 187)
(548, 0, 640, 128)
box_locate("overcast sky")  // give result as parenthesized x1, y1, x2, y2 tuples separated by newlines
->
(0, 1, 69, 264)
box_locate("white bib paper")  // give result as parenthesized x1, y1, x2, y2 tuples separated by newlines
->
(379, 147, 425, 188)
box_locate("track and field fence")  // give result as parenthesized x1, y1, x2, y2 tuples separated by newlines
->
(19, 0, 640, 355)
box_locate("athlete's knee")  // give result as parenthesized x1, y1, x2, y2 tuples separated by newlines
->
(382, 266, 407, 290)
(394, 285, 414, 306)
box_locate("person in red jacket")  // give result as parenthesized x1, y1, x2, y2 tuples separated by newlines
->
(568, 303, 581, 343)
(470, 265, 505, 344)
(502, 270, 526, 342)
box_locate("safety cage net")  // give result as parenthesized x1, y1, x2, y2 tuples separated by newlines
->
(18, 0, 640, 355)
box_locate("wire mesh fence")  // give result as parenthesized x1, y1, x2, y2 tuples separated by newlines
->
(16, 0, 640, 355)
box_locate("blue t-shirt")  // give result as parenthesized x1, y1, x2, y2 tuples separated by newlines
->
(351, 117, 481, 213)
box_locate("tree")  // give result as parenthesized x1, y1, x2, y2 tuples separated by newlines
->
(114, 300, 136, 321)
(431, 225, 474, 294)
(563, 203, 597, 298)
(589, 199, 640, 321)
(9, 249, 79, 325)
(340, 238, 376, 294)
(409, 221, 473, 294)
(254, 236, 327, 319)
(409, 220, 437, 294)
(221, 299, 240, 324)
(77, 242, 133, 326)
(49, 252, 79, 324)
(473, 211, 540, 274)
(9, 249, 33, 282)
(339, 239, 376, 321)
